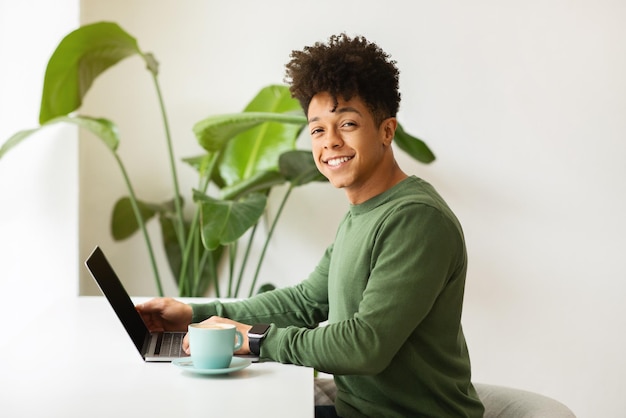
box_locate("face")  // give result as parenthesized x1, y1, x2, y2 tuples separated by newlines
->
(307, 92, 399, 204)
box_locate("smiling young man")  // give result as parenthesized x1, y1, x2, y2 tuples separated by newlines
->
(308, 91, 406, 205)
(137, 34, 484, 417)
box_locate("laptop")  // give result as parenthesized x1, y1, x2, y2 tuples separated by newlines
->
(85, 246, 260, 363)
(85, 246, 189, 362)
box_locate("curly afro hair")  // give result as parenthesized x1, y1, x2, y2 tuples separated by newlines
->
(284, 33, 401, 126)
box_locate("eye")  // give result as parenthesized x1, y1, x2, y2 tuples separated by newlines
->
(310, 127, 324, 136)
(341, 121, 357, 129)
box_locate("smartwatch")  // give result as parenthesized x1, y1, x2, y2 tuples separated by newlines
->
(248, 324, 271, 356)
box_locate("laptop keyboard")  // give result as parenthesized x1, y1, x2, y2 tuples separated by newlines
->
(155, 332, 186, 357)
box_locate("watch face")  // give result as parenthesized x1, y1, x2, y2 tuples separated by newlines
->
(249, 324, 270, 335)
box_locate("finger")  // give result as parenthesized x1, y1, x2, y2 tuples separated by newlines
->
(201, 316, 224, 325)
(135, 298, 162, 312)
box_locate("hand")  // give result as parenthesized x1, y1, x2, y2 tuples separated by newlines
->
(182, 316, 253, 355)
(135, 297, 193, 333)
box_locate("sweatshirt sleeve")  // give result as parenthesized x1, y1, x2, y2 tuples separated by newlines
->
(192, 203, 465, 376)
(262, 204, 466, 375)
(190, 245, 333, 327)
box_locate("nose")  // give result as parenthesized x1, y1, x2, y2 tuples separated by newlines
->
(323, 128, 343, 149)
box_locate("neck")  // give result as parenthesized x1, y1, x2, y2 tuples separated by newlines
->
(346, 161, 408, 205)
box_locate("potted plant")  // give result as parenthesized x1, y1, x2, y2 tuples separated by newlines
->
(0, 21, 435, 298)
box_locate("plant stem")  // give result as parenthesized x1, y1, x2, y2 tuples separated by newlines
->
(227, 242, 238, 298)
(112, 152, 164, 296)
(234, 222, 259, 298)
(213, 252, 221, 298)
(248, 184, 293, 297)
(151, 74, 186, 250)
(191, 230, 200, 295)
(177, 154, 217, 295)
(178, 208, 199, 296)
(192, 246, 210, 296)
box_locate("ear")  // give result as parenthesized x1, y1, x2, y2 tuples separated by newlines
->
(381, 117, 398, 147)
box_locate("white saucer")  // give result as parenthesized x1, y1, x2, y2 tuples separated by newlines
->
(172, 357, 252, 375)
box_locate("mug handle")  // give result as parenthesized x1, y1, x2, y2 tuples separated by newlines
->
(234, 330, 243, 351)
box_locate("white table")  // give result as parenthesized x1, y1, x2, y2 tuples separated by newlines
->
(0, 296, 313, 417)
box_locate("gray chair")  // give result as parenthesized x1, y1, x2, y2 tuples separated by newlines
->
(475, 383, 576, 418)
(315, 378, 576, 417)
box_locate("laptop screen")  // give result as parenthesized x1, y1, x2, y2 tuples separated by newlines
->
(85, 246, 148, 353)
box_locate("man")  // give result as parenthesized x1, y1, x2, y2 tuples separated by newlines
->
(137, 33, 484, 418)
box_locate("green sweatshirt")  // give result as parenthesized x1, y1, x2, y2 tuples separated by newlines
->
(191, 176, 484, 417)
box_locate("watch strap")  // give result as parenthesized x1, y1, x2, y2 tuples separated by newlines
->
(249, 335, 262, 356)
(248, 324, 270, 356)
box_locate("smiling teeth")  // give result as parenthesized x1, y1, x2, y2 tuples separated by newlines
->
(327, 156, 352, 167)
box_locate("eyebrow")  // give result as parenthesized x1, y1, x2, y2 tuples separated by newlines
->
(308, 106, 363, 123)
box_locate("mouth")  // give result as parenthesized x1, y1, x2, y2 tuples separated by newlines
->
(324, 155, 354, 167)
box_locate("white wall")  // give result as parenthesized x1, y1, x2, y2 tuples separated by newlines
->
(2, 0, 624, 416)
(0, 2, 79, 332)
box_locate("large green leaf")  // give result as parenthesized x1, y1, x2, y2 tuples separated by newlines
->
(0, 116, 119, 161)
(39, 21, 154, 123)
(394, 123, 436, 163)
(220, 170, 286, 201)
(57, 116, 120, 151)
(182, 153, 216, 177)
(279, 150, 327, 186)
(219, 85, 304, 187)
(256, 283, 276, 294)
(245, 85, 298, 113)
(111, 196, 179, 240)
(0, 128, 39, 159)
(193, 111, 306, 153)
(194, 191, 267, 250)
